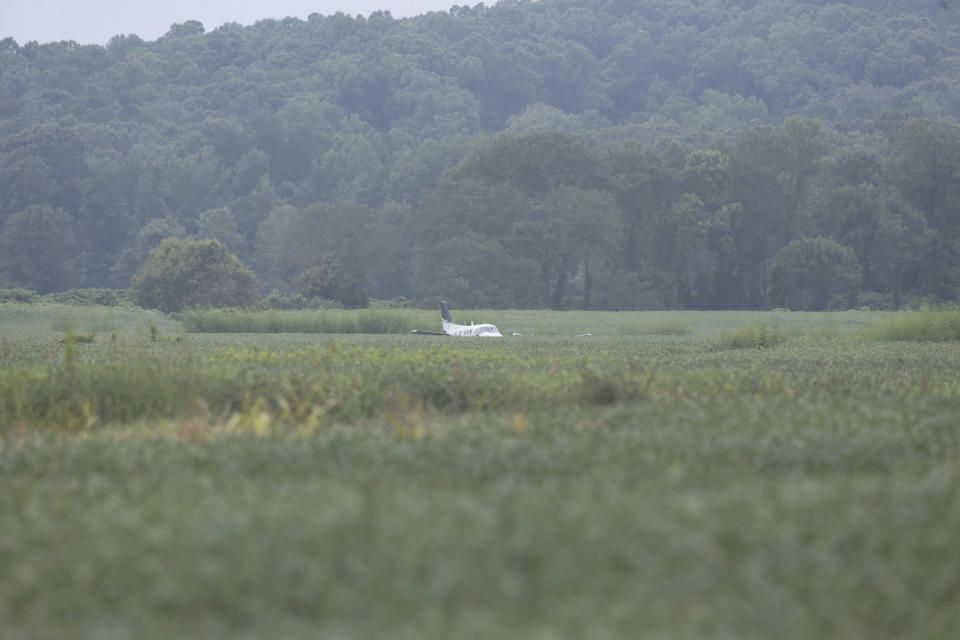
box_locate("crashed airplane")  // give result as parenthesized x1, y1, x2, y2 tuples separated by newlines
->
(412, 301, 503, 337)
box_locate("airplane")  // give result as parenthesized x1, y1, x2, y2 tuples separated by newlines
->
(412, 301, 503, 337)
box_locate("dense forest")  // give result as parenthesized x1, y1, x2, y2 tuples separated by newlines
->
(1, 0, 960, 310)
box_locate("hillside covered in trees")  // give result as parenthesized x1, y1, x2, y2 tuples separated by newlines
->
(2, 0, 960, 309)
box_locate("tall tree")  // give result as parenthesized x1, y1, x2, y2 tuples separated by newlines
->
(770, 237, 861, 311)
(0, 205, 87, 293)
(288, 201, 401, 299)
(730, 117, 831, 306)
(452, 130, 598, 197)
(533, 186, 623, 309)
(601, 141, 675, 274)
(886, 119, 960, 299)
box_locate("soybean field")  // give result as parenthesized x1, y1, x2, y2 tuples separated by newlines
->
(1, 304, 959, 639)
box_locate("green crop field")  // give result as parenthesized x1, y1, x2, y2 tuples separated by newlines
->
(1, 304, 959, 639)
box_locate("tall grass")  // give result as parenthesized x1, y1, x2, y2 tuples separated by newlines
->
(176, 308, 889, 337)
(1, 303, 178, 337)
(181, 308, 424, 334)
(864, 309, 960, 342)
(617, 319, 692, 336)
(716, 322, 791, 349)
(5, 331, 960, 431)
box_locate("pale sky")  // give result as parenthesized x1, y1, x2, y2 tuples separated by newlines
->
(1, 0, 476, 45)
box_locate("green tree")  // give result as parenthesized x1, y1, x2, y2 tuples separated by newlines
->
(197, 207, 245, 256)
(288, 201, 401, 299)
(601, 141, 676, 274)
(533, 186, 623, 309)
(452, 130, 598, 197)
(131, 237, 258, 312)
(230, 176, 278, 242)
(811, 150, 929, 299)
(414, 177, 531, 248)
(111, 218, 187, 288)
(770, 237, 861, 311)
(252, 205, 300, 292)
(163, 20, 206, 39)
(734, 117, 828, 247)
(650, 193, 707, 308)
(412, 178, 538, 306)
(730, 118, 831, 306)
(385, 135, 475, 211)
(5, 0, 960, 305)
(293, 253, 368, 308)
(413, 232, 539, 309)
(602, 29, 655, 118)
(681, 149, 732, 211)
(310, 116, 389, 206)
(0, 205, 87, 293)
(886, 119, 960, 299)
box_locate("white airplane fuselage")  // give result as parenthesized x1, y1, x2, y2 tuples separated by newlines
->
(411, 301, 504, 337)
(442, 319, 503, 337)
(441, 301, 502, 337)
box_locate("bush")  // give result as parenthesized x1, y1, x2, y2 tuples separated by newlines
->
(131, 238, 259, 313)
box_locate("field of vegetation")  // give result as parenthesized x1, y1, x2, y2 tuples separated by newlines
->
(2, 303, 959, 638)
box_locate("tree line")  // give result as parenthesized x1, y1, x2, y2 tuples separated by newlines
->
(259, 121, 957, 311)
(1, 1, 959, 309)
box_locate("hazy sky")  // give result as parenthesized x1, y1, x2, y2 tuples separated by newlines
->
(1, 1, 472, 45)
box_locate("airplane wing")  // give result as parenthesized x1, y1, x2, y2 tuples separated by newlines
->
(411, 330, 449, 336)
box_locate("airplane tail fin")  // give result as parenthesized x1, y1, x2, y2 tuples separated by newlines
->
(440, 300, 453, 324)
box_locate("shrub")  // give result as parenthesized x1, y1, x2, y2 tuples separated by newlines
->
(131, 238, 259, 313)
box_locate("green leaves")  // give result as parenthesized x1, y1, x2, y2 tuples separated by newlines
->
(770, 237, 861, 311)
(293, 254, 367, 309)
(130, 237, 258, 313)
(0, 205, 87, 294)
(3, 2, 960, 310)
